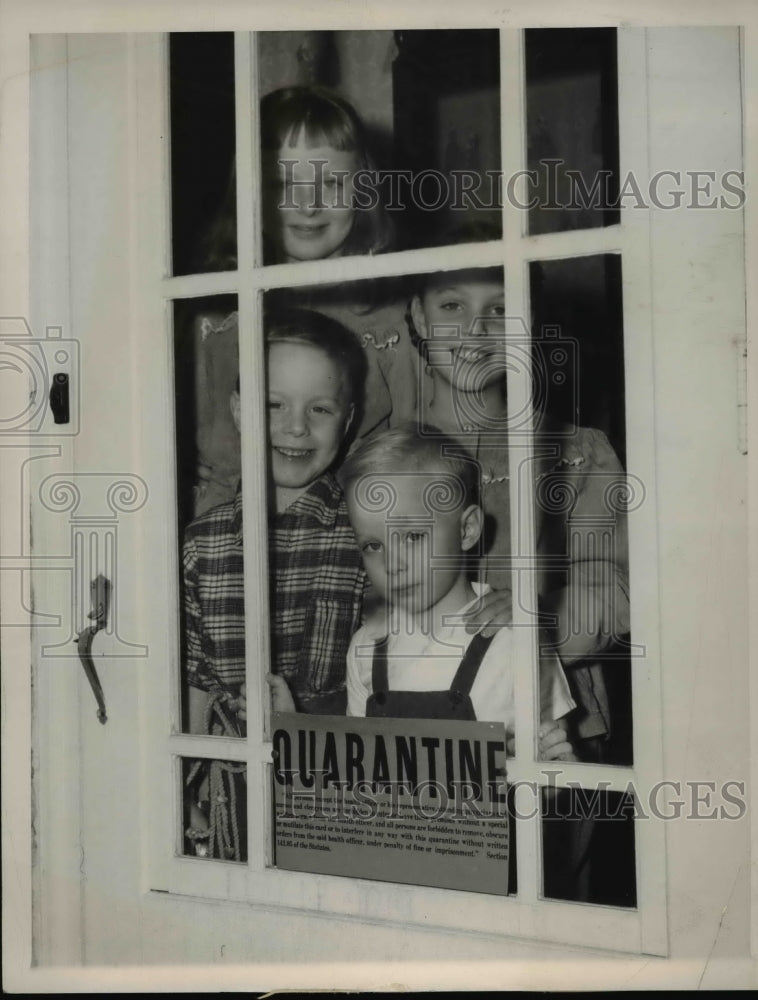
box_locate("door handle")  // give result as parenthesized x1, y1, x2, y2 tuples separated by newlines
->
(75, 574, 110, 724)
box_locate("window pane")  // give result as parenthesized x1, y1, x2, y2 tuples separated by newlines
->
(257, 29, 501, 264)
(260, 268, 555, 898)
(169, 33, 236, 275)
(525, 28, 619, 235)
(392, 29, 502, 249)
(260, 266, 530, 718)
(181, 756, 247, 862)
(173, 296, 243, 735)
(541, 787, 636, 906)
(530, 255, 632, 768)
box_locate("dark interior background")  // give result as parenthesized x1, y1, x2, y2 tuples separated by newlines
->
(525, 27, 620, 234)
(170, 33, 236, 276)
(169, 28, 619, 269)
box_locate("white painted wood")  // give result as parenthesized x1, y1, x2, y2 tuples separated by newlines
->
(233, 30, 273, 873)
(643, 24, 747, 963)
(27, 34, 84, 968)
(615, 24, 668, 957)
(500, 26, 541, 907)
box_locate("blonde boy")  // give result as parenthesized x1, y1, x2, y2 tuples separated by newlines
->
(337, 426, 576, 758)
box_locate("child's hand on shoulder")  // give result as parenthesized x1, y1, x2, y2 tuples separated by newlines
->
(463, 588, 512, 637)
(538, 720, 577, 762)
(266, 673, 297, 713)
(361, 588, 388, 632)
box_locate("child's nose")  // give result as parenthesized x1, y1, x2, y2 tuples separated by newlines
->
(475, 314, 504, 338)
(470, 314, 491, 337)
(284, 409, 308, 436)
(293, 185, 321, 215)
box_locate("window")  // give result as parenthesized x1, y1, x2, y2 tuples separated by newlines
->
(145, 27, 666, 954)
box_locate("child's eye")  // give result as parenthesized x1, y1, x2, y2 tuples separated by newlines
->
(361, 541, 383, 554)
(438, 300, 462, 312)
(487, 304, 506, 318)
(311, 404, 335, 416)
(267, 400, 283, 410)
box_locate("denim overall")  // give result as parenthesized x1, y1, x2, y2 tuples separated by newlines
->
(365, 629, 516, 891)
(365, 632, 495, 720)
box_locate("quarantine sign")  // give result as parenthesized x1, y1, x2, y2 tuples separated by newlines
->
(271, 713, 510, 895)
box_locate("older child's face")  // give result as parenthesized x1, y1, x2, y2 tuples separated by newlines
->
(346, 472, 480, 615)
(264, 130, 358, 263)
(267, 341, 353, 492)
(410, 277, 506, 392)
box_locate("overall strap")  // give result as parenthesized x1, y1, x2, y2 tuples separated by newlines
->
(371, 636, 390, 695)
(449, 632, 496, 697)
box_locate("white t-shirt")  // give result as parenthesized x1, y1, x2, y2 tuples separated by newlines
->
(346, 594, 576, 731)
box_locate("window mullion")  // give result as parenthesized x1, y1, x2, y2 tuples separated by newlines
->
(161, 270, 240, 299)
(521, 224, 624, 261)
(501, 26, 540, 905)
(167, 734, 255, 761)
(234, 30, 271, 873)
(240, 240, 514, 291)
(506, 760, 635, 794)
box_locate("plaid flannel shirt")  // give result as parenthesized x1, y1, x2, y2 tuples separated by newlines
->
(183, 473, 365, 714)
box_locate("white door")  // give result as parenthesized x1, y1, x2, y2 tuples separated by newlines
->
(5, 19, 751, 990)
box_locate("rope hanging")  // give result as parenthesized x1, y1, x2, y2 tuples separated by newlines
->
(185, 689, 247, 861)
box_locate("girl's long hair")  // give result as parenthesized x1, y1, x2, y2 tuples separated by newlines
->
(197, 85, 392, 270)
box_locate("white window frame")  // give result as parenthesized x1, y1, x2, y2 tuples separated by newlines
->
(138, 27, 667, 955)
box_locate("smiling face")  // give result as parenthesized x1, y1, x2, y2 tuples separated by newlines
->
(263, 129, 358, 263)
(345, 472, 482, 617)
(265, 340, 353, 506)
(410, 275, 507, 393)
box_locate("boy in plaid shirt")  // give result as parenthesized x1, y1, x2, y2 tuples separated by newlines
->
(184, 307, 368, 738)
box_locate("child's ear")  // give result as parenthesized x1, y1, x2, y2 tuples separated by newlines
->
(410, 295, 429, 340)
(460, 504, 484, 552)
(229, 391, 242, 433)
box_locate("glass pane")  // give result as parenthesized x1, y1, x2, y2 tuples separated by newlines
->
(173, 296, 243, 735)
(169, 33, 236, 275)
(260, 267, 556, 896)
(261, 266, 530, 716)
(181, 756, 247, 862)
(257, 29, 501, 264)
(541, 787, 636, 906)
(525, 28, 619, 235)
(391, 29, 502, 250)
(530, 255, 632, 768)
